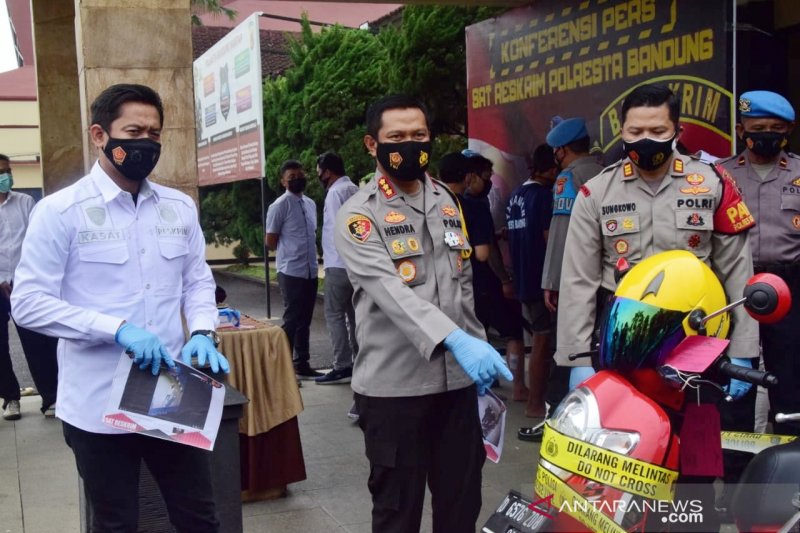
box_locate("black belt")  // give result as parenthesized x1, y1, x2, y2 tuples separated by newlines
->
(754, 262, 800, 278)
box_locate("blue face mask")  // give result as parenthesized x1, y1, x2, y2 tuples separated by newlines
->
(0, 172, 12, 193)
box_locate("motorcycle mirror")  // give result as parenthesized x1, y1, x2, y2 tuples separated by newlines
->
(743, 273, 792, 324)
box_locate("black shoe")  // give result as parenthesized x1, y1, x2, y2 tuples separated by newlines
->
(295, 363, 323, 380)
(518, 423, 545, 442)
(315, 366, 352, 385)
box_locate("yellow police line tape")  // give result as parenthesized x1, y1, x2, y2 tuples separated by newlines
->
(721, 431, 797, 454)
(540, 423, 678, 501)
(535, 464, 627, 533)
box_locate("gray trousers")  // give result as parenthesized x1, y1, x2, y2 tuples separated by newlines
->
(324, 267, 358, 370)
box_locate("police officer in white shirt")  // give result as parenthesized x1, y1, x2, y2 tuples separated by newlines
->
(11, 84, 228, 532)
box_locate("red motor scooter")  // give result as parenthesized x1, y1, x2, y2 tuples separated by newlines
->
(525, 251, 793, 532)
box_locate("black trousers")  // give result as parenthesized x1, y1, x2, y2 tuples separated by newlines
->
(63, 423, 219, 533)
(0, 295, 58, 411)
(758, 270, 800, 435)
(277, 272, 317, 364)
(354, 386, 486, 533)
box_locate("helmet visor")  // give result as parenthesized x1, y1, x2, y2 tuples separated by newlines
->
(598, 297, 687, 371)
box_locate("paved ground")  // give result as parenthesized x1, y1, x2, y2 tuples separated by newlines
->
(0, 269, 542, 532)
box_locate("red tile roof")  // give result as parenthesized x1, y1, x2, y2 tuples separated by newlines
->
(195, 1, 402, 31)
(192, 25, 297, 78)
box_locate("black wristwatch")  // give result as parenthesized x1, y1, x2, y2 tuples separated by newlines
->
(191, 329, 220, 348)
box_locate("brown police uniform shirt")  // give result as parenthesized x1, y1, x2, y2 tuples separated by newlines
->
(718, 151, 800, 265)
(556, 153, 759, 366)
(541, 156, 604, 291)
(334, 173, 483, 396)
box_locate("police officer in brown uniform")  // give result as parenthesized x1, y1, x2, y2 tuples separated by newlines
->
(559, 85, 759, 446)
(334, 94, 512, 533)
(718, 90, 800, 435)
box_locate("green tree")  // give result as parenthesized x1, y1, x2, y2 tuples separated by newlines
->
(263, 19, 391, 191)
(200, 8, 509, 257)
(190, 0, 236, 26)
(381, 5, 506, 138)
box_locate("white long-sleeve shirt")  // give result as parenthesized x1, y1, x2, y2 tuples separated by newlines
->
(0, 191, 35, 283)
(11, 162, 217, 433)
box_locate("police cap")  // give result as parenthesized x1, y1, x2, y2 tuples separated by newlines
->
(546, 117, 589, 148)
(738, 90, 795, 122)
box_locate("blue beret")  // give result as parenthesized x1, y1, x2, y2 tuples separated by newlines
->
(546, 117, 588, 148)
(738, 90, 795, 122)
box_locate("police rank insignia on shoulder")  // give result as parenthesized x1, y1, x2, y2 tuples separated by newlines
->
(442, 205, 458, 217)
(623, 163, 634, 177)
(377, 177, 397, 199)
(384, 211, 406, 223)
(346, 215, 372, 243)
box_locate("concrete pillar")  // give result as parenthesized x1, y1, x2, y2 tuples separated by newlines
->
(31, 0, 83, 194)
(32, 0, 198, 200)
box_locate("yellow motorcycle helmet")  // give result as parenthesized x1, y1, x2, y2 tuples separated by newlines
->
(598, 250, 730, 370)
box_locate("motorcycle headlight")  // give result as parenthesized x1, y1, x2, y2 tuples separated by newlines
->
(549, 386, 639, 455)
(549, 386, 601, 440)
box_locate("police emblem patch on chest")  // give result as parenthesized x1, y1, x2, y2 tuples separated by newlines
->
(442, 205, 457, 217)
(686, 213, 705, 227)
(397, 260, 417, 283)
(346, 215, 372, 243)
(681, 174, 711, 195)
(614, 239, 629, 255)
(444, 231, 464, 247)
(687, 234, 702, 248)
(407, 237, 420, 251)
(391, 239, 406, 254)
(606, 219, 618, 232)
(792, 177, 800, 187)
(85, 206, 107, 227)
(384, 211, 406, 223)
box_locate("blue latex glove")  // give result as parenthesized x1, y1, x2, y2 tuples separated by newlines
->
(181, 335, 230, 374)
(115, 322, 174, 376)
(443, 329, 513, 394)
(723, 357, 753, 400)
(569, 366, 596, 390)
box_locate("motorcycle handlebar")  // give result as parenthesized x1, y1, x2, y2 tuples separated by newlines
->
(775, 413, 800, 423)
(716, 360, 778, 387)
(568, 350, 597, 361)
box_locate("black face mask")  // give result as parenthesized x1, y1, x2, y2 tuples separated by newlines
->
(103, 137, 161, 182)
(287, 178, 307, 194)
(623, 135, 675, 171)
(742, 131, 788, 158)
(376, 141, 431, 182)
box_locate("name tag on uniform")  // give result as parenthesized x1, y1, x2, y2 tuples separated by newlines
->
(78, 230, 125, 244)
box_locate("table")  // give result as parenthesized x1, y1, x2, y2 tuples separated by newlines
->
(217, 316, 307, 501)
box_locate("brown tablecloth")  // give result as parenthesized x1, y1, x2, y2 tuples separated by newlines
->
(218, 316, 304, 437)
(217, 316, 306, 495)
